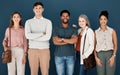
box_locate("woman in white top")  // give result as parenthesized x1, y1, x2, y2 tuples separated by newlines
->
(94, 10, 118, 75)
(76, 14, 94, 75)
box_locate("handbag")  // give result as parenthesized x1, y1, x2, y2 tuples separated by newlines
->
(82, 28, 96, 70)
(2, 50, 12, 63)
(2, 28, 12, 63)
(83, 53, 96, 70)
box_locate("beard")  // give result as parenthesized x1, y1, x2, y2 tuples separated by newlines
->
(62, 19, 69, 24)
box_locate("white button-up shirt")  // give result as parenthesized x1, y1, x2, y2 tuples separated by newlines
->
(95, 26, 113, 52)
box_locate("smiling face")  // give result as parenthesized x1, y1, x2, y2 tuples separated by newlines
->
(78, 17, 87, 28)
(99, 15, 108, 26)
(12, 13, 21, 24)
(33, 5, 44, 16)
(61, 12, 70, 24)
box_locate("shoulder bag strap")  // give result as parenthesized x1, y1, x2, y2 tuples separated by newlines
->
(82, 28, 88, 55)
(9, 27, 11, 49)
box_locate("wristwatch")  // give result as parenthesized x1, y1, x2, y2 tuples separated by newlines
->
(61, 38, 64, 42)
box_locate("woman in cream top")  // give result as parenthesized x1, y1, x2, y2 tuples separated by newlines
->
(94, 10, 117, 75)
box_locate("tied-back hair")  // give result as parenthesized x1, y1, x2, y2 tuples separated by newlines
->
(99, 10, 109, 19)
(79, 14, 91, 28)
(9, 12, 23, 28)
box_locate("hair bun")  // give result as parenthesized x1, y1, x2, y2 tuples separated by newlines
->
(101, 10, 108, 16)
(99, 10, 109, 19)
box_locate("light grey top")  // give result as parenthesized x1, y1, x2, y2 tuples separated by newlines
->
(25, 17, 52, 49)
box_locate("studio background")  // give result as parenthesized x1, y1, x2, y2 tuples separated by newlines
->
(0, 0, 120, 75)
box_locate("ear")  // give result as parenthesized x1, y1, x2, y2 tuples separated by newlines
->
(107, 19, 108, 21)
(42, 8, 44, 12)
(69, 16, 70, 19)
(33, 8, 34, 13)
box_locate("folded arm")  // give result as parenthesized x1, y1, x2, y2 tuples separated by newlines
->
(25, 21, 44, 40)
(53, 36, 67, 45)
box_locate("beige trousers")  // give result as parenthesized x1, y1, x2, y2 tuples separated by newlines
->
(7, 47, 25, 75)
(28, 48, 50, 75)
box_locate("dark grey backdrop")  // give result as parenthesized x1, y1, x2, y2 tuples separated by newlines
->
(0, 0, 120, 75)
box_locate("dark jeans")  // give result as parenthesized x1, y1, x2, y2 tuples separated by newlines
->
(76, 51, 80, 66)
(80, 65, 87, 75)
(75, 51, 80, 75)
(76, 51, 87, 75)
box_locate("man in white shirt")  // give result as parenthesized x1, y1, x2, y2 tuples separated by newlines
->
(25, 2, 52, 75)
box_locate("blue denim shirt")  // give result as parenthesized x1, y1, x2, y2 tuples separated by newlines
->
(53, 25, 78, 56)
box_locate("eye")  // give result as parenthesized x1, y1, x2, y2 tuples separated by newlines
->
(82, 20, 84, 22)
(13, 16, 17, 19)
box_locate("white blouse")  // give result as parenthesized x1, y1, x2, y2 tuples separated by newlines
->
(95, 26, 113, 52)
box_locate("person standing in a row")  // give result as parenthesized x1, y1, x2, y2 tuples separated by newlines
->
(75, 14, 94, 75)
(53, 10, 78, 75)
(25, 2, 52, 75)
(3, 12, 27, 75)
(94, 10, 118, 75)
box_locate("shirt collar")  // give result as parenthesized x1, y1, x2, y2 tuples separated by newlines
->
(33, 16, 44, 19)
(60, 24, 70, 29)
(79, 26, 89, 33)
(98, 26, 109, 31)
(84, 26, 88, 31)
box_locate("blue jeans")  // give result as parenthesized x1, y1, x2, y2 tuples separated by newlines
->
(76, 51, 80, 66)
(80, 65, 87, 75)
(55, 56, 75, 75)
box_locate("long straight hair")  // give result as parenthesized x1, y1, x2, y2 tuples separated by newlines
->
(79, 14, 91, 28)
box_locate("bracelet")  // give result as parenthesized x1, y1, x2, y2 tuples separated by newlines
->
(112, 54, 116, 57)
